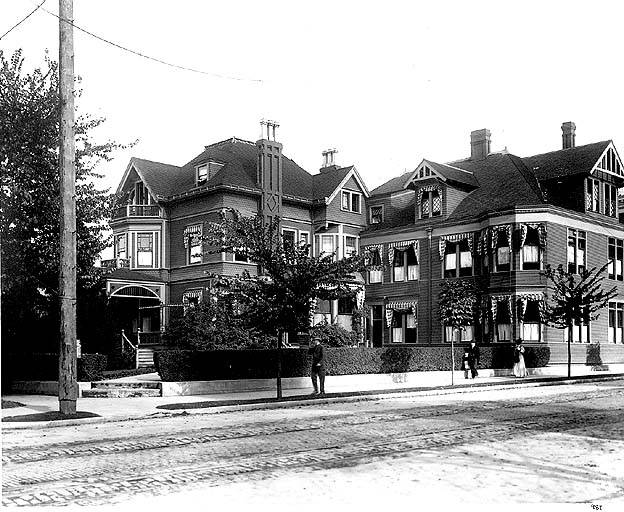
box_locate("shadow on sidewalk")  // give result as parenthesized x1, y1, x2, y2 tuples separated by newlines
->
(2, 411, 101, 423)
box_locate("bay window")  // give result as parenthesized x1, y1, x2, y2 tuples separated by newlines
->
(494, 229, 511, 272)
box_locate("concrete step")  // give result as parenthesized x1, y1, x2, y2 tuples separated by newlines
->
(92, 381, 161, 390)
(82, 387, 161, 398)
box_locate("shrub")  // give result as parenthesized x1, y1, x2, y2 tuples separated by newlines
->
(106, 352, 136, 371)
(310, 322, 358, 347)
(154, 344, 551, 381)
(78, 353, 108, 381)
(162, 300, 277, 350)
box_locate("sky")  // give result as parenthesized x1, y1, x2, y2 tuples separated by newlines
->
(2, 0, 624, 196)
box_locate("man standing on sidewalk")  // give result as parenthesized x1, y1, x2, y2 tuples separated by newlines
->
(467, 341, 480, 379)
(308, 337, 325, 395)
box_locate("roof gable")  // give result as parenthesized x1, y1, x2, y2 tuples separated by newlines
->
(404, 159, 479, 189)
(117, 158, 182, 200)
(324, 166, 370, 204)
(522, 140, 611, 182)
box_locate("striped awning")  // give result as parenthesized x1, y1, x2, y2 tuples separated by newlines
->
(183, 224, 203, 248)
(388, 240, 418, 266)
(439, 233, 474, 260)
(491, 224, 512, 250)
(385, 301, 417, 327)
(520, 223, 547, 248)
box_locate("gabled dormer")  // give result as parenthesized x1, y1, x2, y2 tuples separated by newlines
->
(525, 124, 624, 220)
(114, 158, 168, 219)
(405, 159, 479, 221)
(312, 149, 370, 228)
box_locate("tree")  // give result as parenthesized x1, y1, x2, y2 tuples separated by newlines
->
(203, 211, 365, 397)
(162, 295, 276, 351)
(438, 279, 479, 385)
(541, 263, 616, 378)
(0, 50, 132, 351)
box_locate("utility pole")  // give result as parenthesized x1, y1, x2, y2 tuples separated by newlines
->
(58, 0, 78, 415)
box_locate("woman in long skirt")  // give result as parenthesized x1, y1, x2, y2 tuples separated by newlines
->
(513, 339, 527, 378)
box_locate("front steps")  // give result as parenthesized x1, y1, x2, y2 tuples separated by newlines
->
(82, 380, 162, 398)
(137, 347, 155, 367)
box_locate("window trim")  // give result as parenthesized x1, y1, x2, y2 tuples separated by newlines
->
(340, 190, 362, 214)
(369, 204, 384, 224)
(392, 246, 419, 282)
(567, 228, 587, 274)
(443, 240, 473, 278)
(135, 231, 157, 269)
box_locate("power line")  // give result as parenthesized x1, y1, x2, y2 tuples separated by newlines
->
(35, 3, 263, 83)
(0, 0, 47, 41)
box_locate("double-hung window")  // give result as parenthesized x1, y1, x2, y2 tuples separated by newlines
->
(521, 301, 541, 342)
(496, 302, 512, 341)
(608, 302, 624, 343)
(344, 236, 357, 258)
(115, 234, 127, 259)
(521, 227, 540, 270)
(567, 229, 586, 274)
(392, 246, 419, 282)
(445, 325, 473, 342)
(282, 229, 296, 248)
(495, 229, 511, 272)
(341, 191, 361, 213)
(320, 235, 335, 259)
(444, 240, 472, 278)
(367, 247, 383, 284)
(136, 233, 154, 268)
(566, 318, 590, 343)
(392, 310, 417, 343)
(608, 237, 624, 281)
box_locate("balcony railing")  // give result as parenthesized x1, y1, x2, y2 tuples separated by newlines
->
(113, 204, 161, 219)
(101, 258, 131, 269)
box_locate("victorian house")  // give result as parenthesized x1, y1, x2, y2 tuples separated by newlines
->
(103, 122, 369, 359)
(361, 123, 624, 364)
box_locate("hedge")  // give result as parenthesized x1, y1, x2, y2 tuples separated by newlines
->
(154, 344, 551, 382)
(1, 353, 108, 383)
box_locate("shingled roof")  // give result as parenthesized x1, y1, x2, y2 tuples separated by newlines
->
(447, 153, 545, 221)
(312, 165, 354, 200)
(123, 138, 369, 204)
(522, 140, 611, 181)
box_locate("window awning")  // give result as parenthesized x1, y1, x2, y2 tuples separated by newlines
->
(183, 224, 203, 248)
(439, 233, 474, 260)
(385, 301, 417, 327)
(388, 240, 418, 266)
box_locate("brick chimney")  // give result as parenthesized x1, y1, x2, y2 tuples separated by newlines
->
(320, 148, 338, 172)
(562, 121, 576, 149)
(470, 129, 491, 160)
(256, 119, 283, 224)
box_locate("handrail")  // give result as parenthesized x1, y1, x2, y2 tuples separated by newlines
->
(121, 329, 138, 351)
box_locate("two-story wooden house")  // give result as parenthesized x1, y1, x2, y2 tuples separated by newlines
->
(103, 122, 369, 351)
(361, 122, 624, 365)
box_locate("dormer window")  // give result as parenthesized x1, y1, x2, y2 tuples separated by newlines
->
(341, 190, 361, 213)
(370, 205, 383, 224)
(419, 187, 441, 219)
(196, 161, 224, 186)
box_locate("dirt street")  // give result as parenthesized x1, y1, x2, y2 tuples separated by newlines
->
(2, 380, 623, 508)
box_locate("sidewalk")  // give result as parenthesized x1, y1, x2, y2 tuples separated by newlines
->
(3, 367, 624, 429)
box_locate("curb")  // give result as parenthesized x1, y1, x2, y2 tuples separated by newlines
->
(3, 373, 623, 430)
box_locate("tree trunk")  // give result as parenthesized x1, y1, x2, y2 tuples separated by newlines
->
(276, 331, 283, 399)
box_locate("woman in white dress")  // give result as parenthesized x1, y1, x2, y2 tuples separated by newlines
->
(513, 338, 527, 378)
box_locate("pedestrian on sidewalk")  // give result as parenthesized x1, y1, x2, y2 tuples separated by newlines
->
(462, 350, 471, 379)
(513, 338, 527, 378)
(308, 336, 325, 395)
(467, 341, 480, 379)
